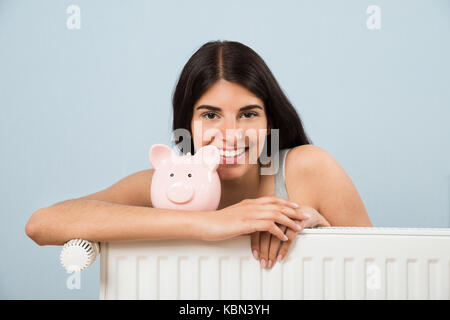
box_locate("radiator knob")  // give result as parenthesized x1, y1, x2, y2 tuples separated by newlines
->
(60, 239, 99, 272)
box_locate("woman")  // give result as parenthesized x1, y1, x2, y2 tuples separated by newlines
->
(25, 40, 372, 270)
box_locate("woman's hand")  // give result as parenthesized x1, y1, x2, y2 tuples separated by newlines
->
(250, 204, 331, 269)
(197, 196, 304, 242)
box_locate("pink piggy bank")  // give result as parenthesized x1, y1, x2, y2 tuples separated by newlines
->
(149, 144, 221, 211)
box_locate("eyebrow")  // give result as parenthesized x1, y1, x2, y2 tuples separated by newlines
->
(195, 104, 263, 112)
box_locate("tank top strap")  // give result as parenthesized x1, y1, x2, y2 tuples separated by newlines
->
(274, 148, 292, 200)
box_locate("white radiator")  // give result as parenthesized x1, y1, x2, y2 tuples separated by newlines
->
(99, 227, 450, 300)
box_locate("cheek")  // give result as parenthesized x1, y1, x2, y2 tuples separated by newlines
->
(195, 123, 224, 147)
(192, 130, 217, 154)
(191, 120, 209, 147)
(245, 123, 269, 151)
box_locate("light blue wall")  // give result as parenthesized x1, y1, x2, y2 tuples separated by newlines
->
(1, 0, 449, 299)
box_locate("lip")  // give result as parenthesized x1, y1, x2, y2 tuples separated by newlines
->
(220, 147, 249, 165)
(219, 146, 248, 151)
(208, 143, 247, 150)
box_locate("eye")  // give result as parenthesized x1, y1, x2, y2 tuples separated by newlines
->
(170, 173, 174, 177)
(241, 112, 258, 119)
(201, 112, 219, 120)
(188, 173, 192, 177)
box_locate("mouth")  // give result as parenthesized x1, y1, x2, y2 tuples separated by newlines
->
(219, 146, 249, 164)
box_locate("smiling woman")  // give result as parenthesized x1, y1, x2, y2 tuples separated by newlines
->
(170, 40, 373, 269)
(26, 41, 371, 272)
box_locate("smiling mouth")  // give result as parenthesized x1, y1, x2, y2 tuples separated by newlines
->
(218, 147, 248, 158)
(219, 146, 250, 165)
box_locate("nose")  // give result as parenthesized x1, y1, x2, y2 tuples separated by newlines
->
(217, 121, 245, 147)
(166, 182, 194, 204)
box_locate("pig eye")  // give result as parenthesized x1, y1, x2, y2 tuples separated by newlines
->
(188, 173, 192, 177)
(170, 173, 174, 177)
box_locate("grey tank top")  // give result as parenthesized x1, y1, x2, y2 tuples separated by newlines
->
(274, 148, 292, 200)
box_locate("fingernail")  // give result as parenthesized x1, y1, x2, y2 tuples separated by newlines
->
(291, 202, 299, 208)
(252, 250, 259, 260)
(283, 234, 288, 241)
(277, 254, 283, 262)
(303, 213, 311, 219)
(268, 260, 272, 268)
(296, 224, 302, 231)
(260, 259, 266, 268)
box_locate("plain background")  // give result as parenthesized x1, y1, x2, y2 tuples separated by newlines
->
(1, 0, 449, 299)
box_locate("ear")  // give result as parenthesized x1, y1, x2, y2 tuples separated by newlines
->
(193, 145, 220, 172)
(149, 144, 175, 169)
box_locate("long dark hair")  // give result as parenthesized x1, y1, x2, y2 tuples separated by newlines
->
(172, 40, 313, 156)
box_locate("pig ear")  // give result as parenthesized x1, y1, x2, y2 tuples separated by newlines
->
(194, 145, 220, 172)
(149, 144, 176, 169)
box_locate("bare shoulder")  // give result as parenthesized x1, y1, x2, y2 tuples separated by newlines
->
(284, 144, 372, 226)
(285, 144, 337, 185)
(287, 144, 336, 170)
(77, 168, 155, 207)
(283, 145, 333, 210)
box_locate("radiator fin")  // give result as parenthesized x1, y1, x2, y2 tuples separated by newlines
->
(100, 230, 450, 299)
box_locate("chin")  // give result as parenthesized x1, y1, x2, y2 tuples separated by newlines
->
(217, 165, 249, 180)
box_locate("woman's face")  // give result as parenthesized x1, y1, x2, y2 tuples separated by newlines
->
(191, 79, 269, 180)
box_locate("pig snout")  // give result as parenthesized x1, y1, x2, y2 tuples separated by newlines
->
(166, 182, 194, 204)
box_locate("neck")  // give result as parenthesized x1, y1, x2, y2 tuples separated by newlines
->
(218, 164, 262, 209)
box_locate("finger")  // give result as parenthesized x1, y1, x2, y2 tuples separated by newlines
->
(298, 208, 330, 228)
(296, 205, 331, 226)
(250, 231, 260, 260)
(267, 224, 286, 269)
(265, 203, 309, 223)
(257, 204, 302, 232)
(299, 217, 312, 229)
(277, 224, 300, 262)
(259, 231, 271, 268)
(254, 196, 299, 209)
(297, 211, 314, 221)
(251, 220, 288, 242)
(316, 213, 331, 227)
(280, 205, 313, 222)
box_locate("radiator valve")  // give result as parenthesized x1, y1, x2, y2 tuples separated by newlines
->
(60, 239, 99, 272)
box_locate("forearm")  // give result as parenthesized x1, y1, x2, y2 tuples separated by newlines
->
(25, 199, 206, 246)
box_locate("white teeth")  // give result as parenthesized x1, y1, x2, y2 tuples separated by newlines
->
(219, 148, 246, 157)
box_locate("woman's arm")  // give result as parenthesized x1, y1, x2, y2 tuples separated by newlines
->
(25, 169, 305, 246)
(288, 145, 373, 227)
(25, 199, 205, 246)
(24, 169, 204, 246)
